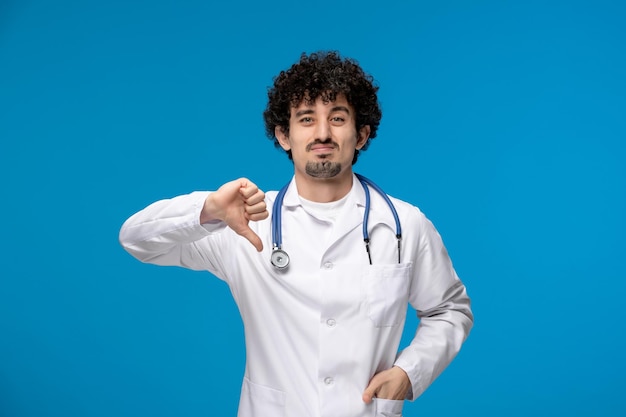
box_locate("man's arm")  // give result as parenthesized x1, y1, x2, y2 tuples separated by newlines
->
(395, 281, 472, 400)
(393, 213, 473, 400)
(119, 178, 268, 268)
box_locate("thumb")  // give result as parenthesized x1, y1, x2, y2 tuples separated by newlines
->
(238, 225, 264, 252)
(362, 376, 381, 404)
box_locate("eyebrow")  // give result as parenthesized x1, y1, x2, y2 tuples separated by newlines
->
(294, 106, 351, 118)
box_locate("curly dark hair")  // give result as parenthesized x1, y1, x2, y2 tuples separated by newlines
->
(263, 51, 382, 164)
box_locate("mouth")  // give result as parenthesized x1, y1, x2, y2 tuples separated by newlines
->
(310, 145, 336, 153)
(307, 142, 338, 154)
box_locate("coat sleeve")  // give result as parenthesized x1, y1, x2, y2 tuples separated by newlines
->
(393, 210, 473, 400)
(118, 191, 230, 279)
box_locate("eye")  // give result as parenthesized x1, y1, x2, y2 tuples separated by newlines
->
(330, 116, 345, 124)
(300, 117, 314, 124)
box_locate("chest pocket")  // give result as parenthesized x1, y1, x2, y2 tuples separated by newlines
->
(365, 263, 412, 327)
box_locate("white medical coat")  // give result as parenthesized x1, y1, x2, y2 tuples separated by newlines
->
(119, 175, 473, 417)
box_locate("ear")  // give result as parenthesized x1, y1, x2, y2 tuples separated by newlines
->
(275, 126, 291, 151)
(356, 125, 371, 150)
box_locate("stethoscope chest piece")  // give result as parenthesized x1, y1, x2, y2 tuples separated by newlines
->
(271, 247, 290, 269)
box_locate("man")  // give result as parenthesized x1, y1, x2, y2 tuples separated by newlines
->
(120, 51, 473, 417)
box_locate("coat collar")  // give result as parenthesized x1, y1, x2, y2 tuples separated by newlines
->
(280, 173, 398, 233)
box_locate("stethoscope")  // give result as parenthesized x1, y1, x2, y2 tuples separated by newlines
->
(270, 173, 402, 269)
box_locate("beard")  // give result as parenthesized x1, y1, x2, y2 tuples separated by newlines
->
(305, 161, 342, 178)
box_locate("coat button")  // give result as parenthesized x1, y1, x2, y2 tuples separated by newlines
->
(326, 318, 336, 327)
(324, 377, 334, 385)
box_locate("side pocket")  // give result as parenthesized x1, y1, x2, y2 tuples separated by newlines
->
(365, 263, 412, 327)
(373, 398, 404, 417)
(238, 377, 286, 417)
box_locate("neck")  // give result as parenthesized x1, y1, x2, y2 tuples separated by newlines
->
(293, 170, 354, 203)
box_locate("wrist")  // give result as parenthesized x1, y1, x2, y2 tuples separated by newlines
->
(200, 193, 220, 224)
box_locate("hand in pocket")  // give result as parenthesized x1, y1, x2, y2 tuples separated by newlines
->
(362, 366, 411, 403)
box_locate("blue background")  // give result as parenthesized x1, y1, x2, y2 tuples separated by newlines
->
(1, 0, 624, 416)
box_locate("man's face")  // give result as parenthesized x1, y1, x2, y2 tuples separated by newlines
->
(275, 94, 370, 181)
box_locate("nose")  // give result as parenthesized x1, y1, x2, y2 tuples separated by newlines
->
(314, 119, 331, 141)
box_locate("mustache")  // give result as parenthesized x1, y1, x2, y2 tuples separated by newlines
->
(306, 139, 339, 152)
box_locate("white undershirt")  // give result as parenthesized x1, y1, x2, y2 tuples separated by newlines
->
(298, 193, 350, 224)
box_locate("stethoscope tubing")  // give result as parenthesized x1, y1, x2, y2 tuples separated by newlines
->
(355, 173, 402, 264)
(270, 174, 402, 268)
(272, 182, 290, 250)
